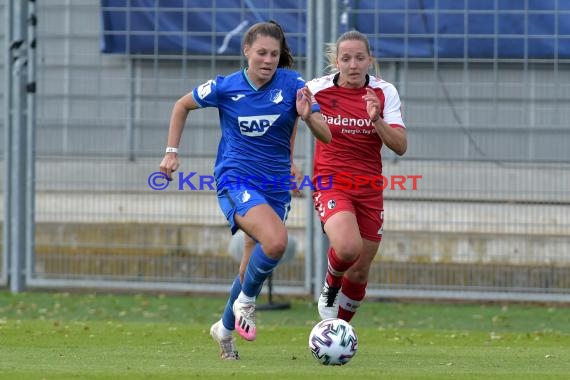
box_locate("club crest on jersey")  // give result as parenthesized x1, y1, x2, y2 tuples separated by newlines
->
(240, 190, 251, 203)
(238, 114, 280, 136)
(269, 89, 283, 104)
(327, 200, 336, 209)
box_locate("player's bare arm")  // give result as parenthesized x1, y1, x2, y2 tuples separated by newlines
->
(363, 88, 407, 155)
(296, 87, 332, 143)
(159, 92, 200, 180)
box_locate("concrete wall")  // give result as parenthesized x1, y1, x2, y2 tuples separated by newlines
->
(14, 158, 568, 267)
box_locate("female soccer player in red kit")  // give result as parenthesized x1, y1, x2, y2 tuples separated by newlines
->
(306, 30, 407, 322)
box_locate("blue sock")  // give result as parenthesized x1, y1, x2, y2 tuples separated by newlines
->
(242, 244, 280, 298)
(221, 275, 241, 330)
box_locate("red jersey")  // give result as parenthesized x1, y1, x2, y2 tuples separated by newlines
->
(307, 73, 405, 193)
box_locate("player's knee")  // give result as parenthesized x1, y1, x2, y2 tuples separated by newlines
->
(263, 240, 287, 259)
(261, 232, 288, 259)
(333, 241, 362, 262)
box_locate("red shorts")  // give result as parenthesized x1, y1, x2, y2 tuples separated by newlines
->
(312, 188, 384, 242)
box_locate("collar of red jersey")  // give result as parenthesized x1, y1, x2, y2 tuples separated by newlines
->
(333, 72, 370, 88)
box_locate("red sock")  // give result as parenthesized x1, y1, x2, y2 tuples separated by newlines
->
(326, 247, 357, 288)
(337, 277, 366, 322)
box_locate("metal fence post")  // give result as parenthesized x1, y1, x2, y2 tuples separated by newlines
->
(2, 0, 15, 286)
(25, 0, 38, 287)
(7, 0, 31, 293)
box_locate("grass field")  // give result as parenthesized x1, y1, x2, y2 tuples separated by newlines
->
(1, 291, 569, 379)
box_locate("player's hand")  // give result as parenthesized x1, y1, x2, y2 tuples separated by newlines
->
(363, 87, 381, 122)
(290, 161, 304, 197)
(159, 153, 180, 181)
(296, 87, 313, 121)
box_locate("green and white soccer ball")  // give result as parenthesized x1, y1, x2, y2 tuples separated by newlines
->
(308, 318, 358, 365)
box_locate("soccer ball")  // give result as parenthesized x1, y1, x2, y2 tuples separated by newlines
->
(308, 318, 358, 365)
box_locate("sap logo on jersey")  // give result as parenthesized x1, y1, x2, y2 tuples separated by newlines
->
(238, 115, 280, 136)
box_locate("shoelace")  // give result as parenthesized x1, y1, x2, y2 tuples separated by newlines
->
(240, 304, 256, 322)
(219, 337, 239, 359)
(323, 287, 340, 307)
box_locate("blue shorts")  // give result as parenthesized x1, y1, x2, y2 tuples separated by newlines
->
(218, 188, 291, 234)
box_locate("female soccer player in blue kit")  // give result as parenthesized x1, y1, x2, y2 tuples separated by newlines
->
(159, 21, 331, 360)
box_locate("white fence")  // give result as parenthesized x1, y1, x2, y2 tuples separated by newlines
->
(1, 1, 569, 301)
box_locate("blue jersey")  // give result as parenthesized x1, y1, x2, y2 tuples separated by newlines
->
(192, 68, 305, 198)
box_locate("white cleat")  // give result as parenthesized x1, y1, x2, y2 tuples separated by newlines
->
(318, 283, 340, 320)
(210, 320, 240, 360)
(233, 300, 257, 341)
